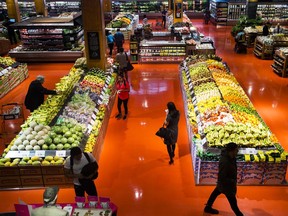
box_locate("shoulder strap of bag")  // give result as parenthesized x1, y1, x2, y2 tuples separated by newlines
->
(70, 156, 74, 174)
(125, 52, 128, 61)
(84, 152, 91, 163)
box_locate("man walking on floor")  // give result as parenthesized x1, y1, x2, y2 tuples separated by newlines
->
(204, 142, 244, 216)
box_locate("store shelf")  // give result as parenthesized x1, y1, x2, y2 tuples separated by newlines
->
(9, 14, 84, 62)
(46, 0, 81, 17)
(257, 3, 288, 25)
(130, 41, 139, 63)
(139, 40, 186, 63)
(210, 0, 228, 26)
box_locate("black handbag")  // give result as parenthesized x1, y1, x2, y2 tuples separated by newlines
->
(155, 126, 173, 145)
(71, 152, 99, 180)
(125, 52, 134, 71)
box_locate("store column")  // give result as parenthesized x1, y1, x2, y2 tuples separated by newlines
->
(169, 0, 174, 11)
(104, 0, 112, 12)
(82, 0, 106, 70)
(247, 0, 258, 19)
(5, 0, 20, 22)
(34, 0, 48, 16)
(174, 0, 183, 23)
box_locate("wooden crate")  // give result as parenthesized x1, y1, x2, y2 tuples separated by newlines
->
(0, 176, 21, 188)
(41, 165, 64, 175)
(19, 166, 42, 175)
(0, 166, 20, 176)
(21, 175, 43, 186)
(43, 175, 66, 185)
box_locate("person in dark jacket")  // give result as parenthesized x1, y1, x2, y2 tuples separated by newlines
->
(204, 142, 244, 216)
(2, 17, 17, 44)
(262, 22, 270, 36)
(164, 102, 180, 165)
(24, 75, 57, 112)
(114, 28, 125, 53)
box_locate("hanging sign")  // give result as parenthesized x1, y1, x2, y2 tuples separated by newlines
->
(87, 32, 101, 60)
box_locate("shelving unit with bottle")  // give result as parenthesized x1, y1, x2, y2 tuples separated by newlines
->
(9, 13, 84, 62)
(18, 0, 35, 20)
(257, 3, 288, 24)
(227, 1, 246, 25)
(130, 40, 139, 63)
(46, 0, 81, 17)
(209, 0, 228, 26)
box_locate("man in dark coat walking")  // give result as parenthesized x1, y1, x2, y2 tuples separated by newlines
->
(204, 142, 244, 216)
(24, 75, 57, 112)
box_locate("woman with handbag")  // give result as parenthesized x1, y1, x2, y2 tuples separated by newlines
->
(115, 47, 128, 80)
(164, 102, 180, 165)
(115, 74, 130, 120)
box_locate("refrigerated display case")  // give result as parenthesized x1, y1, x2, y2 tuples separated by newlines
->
(257, 3, 288, 25)
(18, 0, 36, 20)
(9, 13, 84, 62)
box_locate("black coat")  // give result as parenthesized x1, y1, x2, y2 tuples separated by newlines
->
(216, 150, 237, 196)
(165, 110, 180, 145)
(24, 80, 56, 112)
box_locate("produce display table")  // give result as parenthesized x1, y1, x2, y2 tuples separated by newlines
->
(105, 14, 139, 40)
(0, 58, 117, 189)
(0, 57, 29, 99)
(179, 55, 288, 185)
(272, 47, 288, 77)
(14, 198, 117, 216)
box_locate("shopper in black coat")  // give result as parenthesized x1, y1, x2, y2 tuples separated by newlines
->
(204, 142, 244, 216)
(164, 102, 180, 165)
(24, 75, 57, 112)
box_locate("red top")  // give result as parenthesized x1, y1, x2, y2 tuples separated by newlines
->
(116, 80, 130, 100)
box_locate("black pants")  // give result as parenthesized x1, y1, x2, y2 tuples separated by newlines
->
(74, 179, 97, 197)
(206, 187, 243, 216)
(162, 19, 166, 28)
(116, 43, 123, 53)
(166, 144, 176, 161)
(117, 98, 128, 115)
(108, 43, 114, 55)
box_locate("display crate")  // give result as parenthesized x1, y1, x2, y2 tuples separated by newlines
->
(20, 175, 43, 187)
(272, 48, 288, 77)
(19, 166, 42, 175)
(43, 174, 67, 186)
(0, 176, 21, 188)
(41, 165, 64, 175)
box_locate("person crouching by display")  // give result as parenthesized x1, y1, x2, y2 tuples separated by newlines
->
(164, 102, 180, 165)
(204, 142, 244, 216)
(64, 147, 98, 197)
(115, 74, 130, 120)
(24, 75, 57, 113)
(31, 186, 69, 216)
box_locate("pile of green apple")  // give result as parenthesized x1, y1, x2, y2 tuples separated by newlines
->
(44, 120, 84, 150)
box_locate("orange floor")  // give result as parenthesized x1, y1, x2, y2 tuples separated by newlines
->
(0, 20, 288, 215)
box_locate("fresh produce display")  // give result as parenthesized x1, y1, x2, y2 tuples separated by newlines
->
(182, 55, 279, 148)
(22, 67, 83, 127)
(107, 14, 134, 28)
(0, 57, 28, 99)
(0, 56, 15, 66)
(45, 119, 84, 150)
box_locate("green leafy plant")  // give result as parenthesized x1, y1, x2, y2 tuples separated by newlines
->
(231, 15, 263, 37)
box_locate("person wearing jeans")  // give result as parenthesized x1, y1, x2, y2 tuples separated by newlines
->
(204, 142, 244, 216)
(115, 74, 130, 120)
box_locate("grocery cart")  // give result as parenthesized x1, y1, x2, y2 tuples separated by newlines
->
(0, 103, 24, 146)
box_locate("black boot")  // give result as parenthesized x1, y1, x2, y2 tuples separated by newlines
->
(204, 206, 219, 214)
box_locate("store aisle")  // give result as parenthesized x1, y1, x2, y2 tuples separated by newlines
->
(1, 20, 288, 216)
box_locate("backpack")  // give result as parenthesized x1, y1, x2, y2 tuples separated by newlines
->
(70, 152, 99, 180)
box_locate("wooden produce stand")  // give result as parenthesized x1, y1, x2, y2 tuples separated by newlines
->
(272, 48, 288, 77)
(0, 38, 10, 55)
(254, 37, 274, 60)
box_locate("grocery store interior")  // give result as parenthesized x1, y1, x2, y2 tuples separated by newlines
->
(1, 0, 288, 216)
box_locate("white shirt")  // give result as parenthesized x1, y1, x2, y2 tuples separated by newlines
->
(64, 153, 96, 185)
(31, 206, 68, 216)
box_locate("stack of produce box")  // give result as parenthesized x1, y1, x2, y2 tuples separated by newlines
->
(0, 57, 117, 189)
(0, 57, 28, 99)
(180, 55, 288, 185)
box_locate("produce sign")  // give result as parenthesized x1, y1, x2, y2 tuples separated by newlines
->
(182, 55, 279, 148)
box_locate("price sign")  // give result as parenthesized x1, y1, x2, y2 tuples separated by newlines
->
(98, 99, 102, 104)
(35, 150, 45, 157)
(56, 150, 66, 157)
(87, 125, 93, 134)
(245, 148, 256, 155)
(104, 83, 108, 88)
(192, 97, 196, 103)
(196, 115, 201, 123)
(20, 151, 30, 157)
(201, 138, 207, 145)
(91, 113, 96, 121)
(107, 76, 111, 82)
(94, 108, 99, 113)
(194, 106, 199, 112)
